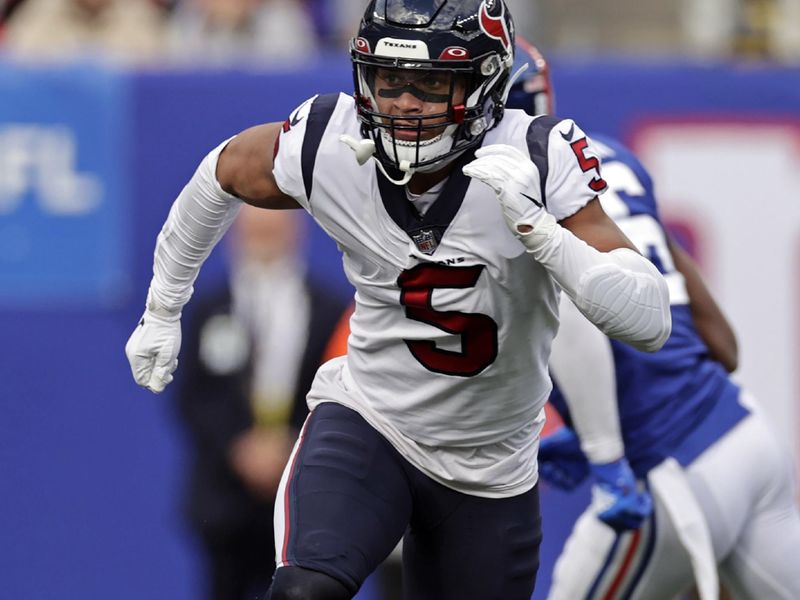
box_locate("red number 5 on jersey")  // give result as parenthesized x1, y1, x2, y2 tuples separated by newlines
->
(570, 138, 607, 193)
(398, 263, 498, 377)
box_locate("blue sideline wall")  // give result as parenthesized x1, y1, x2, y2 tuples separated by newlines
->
(0, 55, 798, 600)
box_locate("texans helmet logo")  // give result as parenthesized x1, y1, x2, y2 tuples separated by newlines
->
(479, 0, 511, 53)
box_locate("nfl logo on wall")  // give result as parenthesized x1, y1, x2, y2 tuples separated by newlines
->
(412, 229, 438, 255)
(0, 66, 131, 309)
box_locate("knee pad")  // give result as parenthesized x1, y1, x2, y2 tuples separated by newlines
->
(265, 566, 352, 600)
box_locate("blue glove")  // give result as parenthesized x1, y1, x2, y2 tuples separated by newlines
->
(590, 459, 653, 533)
(538, 427, 590, 491)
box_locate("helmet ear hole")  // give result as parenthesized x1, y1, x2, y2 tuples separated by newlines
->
(492, 98, 505, 125)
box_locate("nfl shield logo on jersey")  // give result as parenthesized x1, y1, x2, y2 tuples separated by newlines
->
(412, 229, 438, 255)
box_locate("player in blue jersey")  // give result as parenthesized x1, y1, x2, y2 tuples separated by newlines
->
(508, 41, 800, 600)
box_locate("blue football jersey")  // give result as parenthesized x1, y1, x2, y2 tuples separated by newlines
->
(549, 134, 748, 476)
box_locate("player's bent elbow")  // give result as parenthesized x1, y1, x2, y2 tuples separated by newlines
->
(624, 311, 672, 353)
(600, 301, 671, 354)
(575, 248, 672, 353)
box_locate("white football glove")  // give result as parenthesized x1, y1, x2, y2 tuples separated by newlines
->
(125, 307, 181, 393)
(463, 144, 556, 243)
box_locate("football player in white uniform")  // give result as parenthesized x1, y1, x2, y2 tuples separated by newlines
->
(508, 42, 800, 600)
(125, 1, 671, 598)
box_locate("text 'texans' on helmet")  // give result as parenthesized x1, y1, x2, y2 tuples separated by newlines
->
(349, 0, 516, 184)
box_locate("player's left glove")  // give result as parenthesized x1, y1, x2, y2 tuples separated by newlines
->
(590, 458, 653, 533)
(462, 144, 557, 241)
(124, 303, 181, 394)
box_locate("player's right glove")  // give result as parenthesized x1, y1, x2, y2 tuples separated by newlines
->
(590, 459, 653, 533)
(124, 304, 181, 394)
(538, 426, 590, 491)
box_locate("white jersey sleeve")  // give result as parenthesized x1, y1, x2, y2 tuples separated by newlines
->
(525, 115, 608, 221)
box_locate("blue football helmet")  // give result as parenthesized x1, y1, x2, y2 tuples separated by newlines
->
(506, 36, 555, 116)
(350, 0, 517, 181)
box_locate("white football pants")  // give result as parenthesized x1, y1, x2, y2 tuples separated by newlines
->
(547, 395, 800, 600)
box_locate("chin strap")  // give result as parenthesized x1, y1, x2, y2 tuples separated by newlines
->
(340, 134, 414, 186)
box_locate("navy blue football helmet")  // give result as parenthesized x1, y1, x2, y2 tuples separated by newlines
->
(506, 36, 555, 116)
(350, 0, 516, 181)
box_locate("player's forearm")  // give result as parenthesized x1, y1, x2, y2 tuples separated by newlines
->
(147, 140, 242, 316)
(670, 239, 738, 372)
(549, 296, 625, 463)
(522, 218, 671, 352)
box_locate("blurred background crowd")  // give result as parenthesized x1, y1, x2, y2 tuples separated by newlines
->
(1, 0, 800, 65)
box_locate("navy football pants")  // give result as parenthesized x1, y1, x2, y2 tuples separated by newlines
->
(274, 402, 542, 599)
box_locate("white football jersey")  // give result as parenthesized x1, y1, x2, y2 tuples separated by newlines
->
(273, 93, 604, 497)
